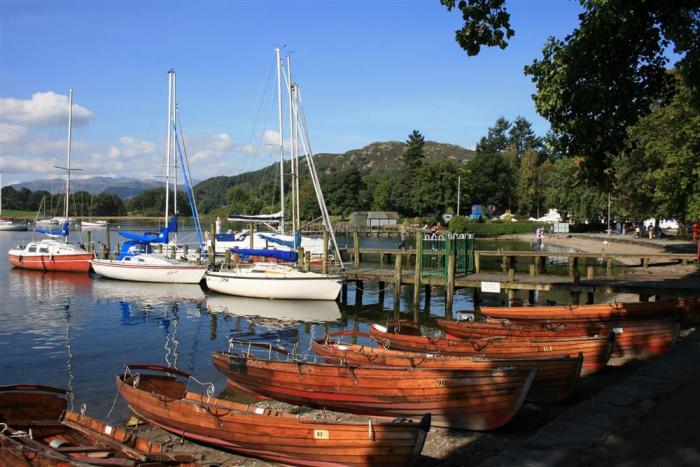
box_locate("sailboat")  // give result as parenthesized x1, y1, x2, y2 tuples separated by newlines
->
(0, 174, 28, 231)
(7, 91, 93, 271)
(205, 49, 345, 301)
(91, 69, 207, 284)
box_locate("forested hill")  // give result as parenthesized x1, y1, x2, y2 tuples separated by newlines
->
(193, 140, 475, 212)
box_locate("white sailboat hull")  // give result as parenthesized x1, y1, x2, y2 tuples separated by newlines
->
(205, 268, 344, 301)
(0, 223, 28, 231)
(92, 259, 207, 284)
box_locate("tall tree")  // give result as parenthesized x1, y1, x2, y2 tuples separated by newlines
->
(476, 117, 511, 153)
(462, 152, 514, 210)
(516, 149, 539, 215)
(402, 130, 426, 171)
(508, 116, 542, 155)
(614, 75, 700, 230)
(443, 0, 700, 180)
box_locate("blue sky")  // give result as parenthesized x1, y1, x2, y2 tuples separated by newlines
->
(0, 0, 585, 184)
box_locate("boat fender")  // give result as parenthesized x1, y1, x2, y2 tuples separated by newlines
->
(18, 255, 22, 262)
(49, 439, 68, 448)
(368, 419, 374, 440)
(373, 324, 388, 334)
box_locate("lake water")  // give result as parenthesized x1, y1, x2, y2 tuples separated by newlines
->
(0, 224, 619, 423)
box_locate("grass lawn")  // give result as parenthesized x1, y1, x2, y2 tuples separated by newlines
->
(1, 210, 36, 218)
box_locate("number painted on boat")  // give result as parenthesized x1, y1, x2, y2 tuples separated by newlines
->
(436, 378, 448, 387)
(542, 345, 553, 352)
(314, 429, 330, 439)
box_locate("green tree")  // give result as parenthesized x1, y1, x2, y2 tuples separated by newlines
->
(440, 0, 514, 56)
(516, 149, 539, 215)
(413, 160, 459, 217)
(476, 117, 510, 154)
(403, 130, 426, 171)
(462, 152, 514, 210)
(443, 1, 700, 180)
(614, 76, 700, 230)
(371, 176, 394, 211)
(508, 116, 542, 155)
(542, 157, 606, 222)
(323, 167, 368, 216)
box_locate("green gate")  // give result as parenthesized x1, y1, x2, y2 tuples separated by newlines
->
(419, 233, 475, 280)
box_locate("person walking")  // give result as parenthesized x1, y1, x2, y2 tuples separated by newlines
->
(534, 226, 543, 251)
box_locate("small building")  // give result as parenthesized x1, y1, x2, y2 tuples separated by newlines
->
(350, 211, 399, 228)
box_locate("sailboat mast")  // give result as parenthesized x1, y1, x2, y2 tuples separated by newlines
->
(64, 89, 73, 240)
(165, 69, 173, 228)
(172, 70, 178, 243)
(286, 54, 296, 240)
(275, 47, 285, 235)
(293, 84, 300, 232)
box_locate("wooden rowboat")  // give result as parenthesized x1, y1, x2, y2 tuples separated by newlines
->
(369, 323, 614, 376)
(479, 297, 700, 321)
(212, 343, 537, 431)
(116, 363, 430, 466)
(0, 384, 193, 466)
(437, 317, 680, 360)
(311, 331, 582, 403)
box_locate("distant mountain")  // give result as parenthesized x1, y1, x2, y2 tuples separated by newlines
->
(11, 176, 183, 198)
(193, 140, 475, 212)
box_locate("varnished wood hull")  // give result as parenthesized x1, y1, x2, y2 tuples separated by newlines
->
(438, 318, 680, 359)
(212, 350, 537, 431)
(479, 297, 700, 321)
(0, 384, 191, 466)
(370, 324, 614, 376)
(311, 337, 582, 403)
(116, 364, 429, 466)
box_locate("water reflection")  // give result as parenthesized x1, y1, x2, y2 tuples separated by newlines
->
(206, 294, 342, 324)
(91, 278, 206, 307)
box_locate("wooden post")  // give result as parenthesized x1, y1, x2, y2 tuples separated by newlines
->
(606, 258, 614, 276)
(529, 264, 536, 277)
(501, 255, 508, 273)
(184, 244, 189, 258)
(473, 287, 481, 309)
(208, 246, 215, 267)
(354, 281, 363, 307)
(298, 247, 305, 269)
(570, 291, 581, 305)
(100, 243, 107, 259)
(86, 230, 92, 252)
(380, 253, 385, 267)
(508, 268, 515, 282)
(210, 222, 216, 259)
(642, 257, 649, 269)
(568, 256, 578, 278)
(393, 253, 403, 314)
(423, 285, 431, 313)
(224, 250, 231, 269)
(446, 251, 456, 314)
(170, 245, 176, 259)
(196, 247, 202, 264)
(353, 230, 360, 269)
(341, 282, 348, 304)
(248, 222, 255, 250)
(535, 256, 542, 275)
(322, 231, 329, 274)
(378, 281, 385, 308)
(105, 224, 111, 258)
(508, 289, 516, 303)
(305, 250, 311, 272)
(587, 265, 595, 280)
(527, 289, 536, 305)
(586, 291, 595, 304)
(413, 230, 423, 308)
(474, 251, 481, 273)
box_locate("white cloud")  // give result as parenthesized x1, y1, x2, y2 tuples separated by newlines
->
(0, 155, 58, 174)
(0, 91, 93, 126)
(190, 133, 233, 162)
(0, 123, 27, 143)
(118, 136, 156, 158)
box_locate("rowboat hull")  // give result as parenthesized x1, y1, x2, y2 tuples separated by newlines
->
(370, 323, 614, 376)
(0, 384, 193, 466)
(116, 364, 429, 466)
(205, 270, 344, 300)
(8, 253, 93, 273)
(91, 259, 206, 284)
(212, 350, 537, 431)
(438, 318, 680, 360)
(479, 297, 700, 321)
(311, 337, 582, 403)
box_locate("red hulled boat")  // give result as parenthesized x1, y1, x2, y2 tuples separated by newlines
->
(311, 331, 582, 403)
(370, 322, 614, 376)
(116, 364, 430, 466)
(212, 343, 537, 431)
(8, 239, 93, 273)
(0, 384, 193, 466)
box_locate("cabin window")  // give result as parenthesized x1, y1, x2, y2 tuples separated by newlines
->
(39, 247, 49, 253)
(138, 258, 145, 263)
(124, 257, 131, 261)
(28, 247, 36, 253)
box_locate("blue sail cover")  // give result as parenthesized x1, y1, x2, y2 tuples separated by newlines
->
(231, 247, 298, 263)
(258, 232, 303, 249)
(116, 240, 153, 260)
(36, 221, 69, 238)
(119, 215, 177, 244)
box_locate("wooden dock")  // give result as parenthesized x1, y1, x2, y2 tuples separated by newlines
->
(340, 244, 699, 313)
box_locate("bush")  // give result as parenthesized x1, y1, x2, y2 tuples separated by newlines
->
(569, 221, 606, 233)
(449, 218, 544, 237)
